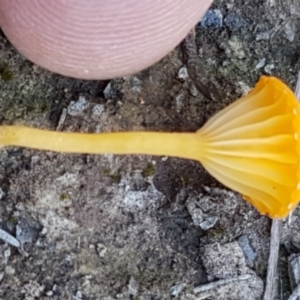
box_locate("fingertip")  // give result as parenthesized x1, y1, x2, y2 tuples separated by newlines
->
(0, 0, 212, 79)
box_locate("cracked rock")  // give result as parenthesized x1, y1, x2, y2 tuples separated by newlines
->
(203, 241, 247, 278)
(67, 96, 89, 116)
(200, 9, 223, 28)
(187, 201, 218, 230)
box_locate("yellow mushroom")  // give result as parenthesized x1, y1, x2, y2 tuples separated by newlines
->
(0, 76, 299, 218)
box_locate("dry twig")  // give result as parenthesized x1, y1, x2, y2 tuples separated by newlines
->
(194, 274, 252, 295)
(263, 219, 281, 300)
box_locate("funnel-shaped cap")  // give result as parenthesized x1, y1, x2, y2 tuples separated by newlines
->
(197, 76, 300, 218)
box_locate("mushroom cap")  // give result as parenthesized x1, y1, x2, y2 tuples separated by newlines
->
(197, 76, 300, 218)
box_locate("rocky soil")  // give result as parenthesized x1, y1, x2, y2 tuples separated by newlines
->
(1, 0, 300, 299)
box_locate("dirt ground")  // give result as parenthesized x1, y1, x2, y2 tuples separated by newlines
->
(1, 0, 300, 299)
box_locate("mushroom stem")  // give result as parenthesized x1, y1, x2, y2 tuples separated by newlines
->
(1, 76, 300, 218)
(0, 126, 203, 161)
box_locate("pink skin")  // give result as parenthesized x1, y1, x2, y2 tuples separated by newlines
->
(0, 0, 212, 79)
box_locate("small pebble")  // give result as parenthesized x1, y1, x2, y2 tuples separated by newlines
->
(31, 155, 40, 164)
(128, 277, 139, 296)
(67, 96, 89, 116)
(97, 243, 107, 258)
(200, 9, 223, 28)
(0, 228, 20, 248)
(5, 265, 15, 275)
(103, 82, 119, 99)
(237, 235, 256, 267)
(46, 291, 53, 297)
(224, 13, 244, 30)
(0, 188, 4, 200)
(170, 283, 185, 297)
(175, 93, 185, 113)
(190, 84, 198, 97)
(256, 31, 272, 41)
(4, 248, 11, 259)
(131, 77, 142, 93)
(103, 82, 113, 99)
(255, 58, 266, 70)
(284, 19, 296, 42)
(200, 216, 218, 230)
(16, 220, 40, 245)
(264, 64, 275, 74)
(238, 81, 251, 96)
(40, 227, 48, 236)
(74, 291, 83, 300)
(177, 66, 189, 79)
(92, 104, 104, 116)
(187, 202, 218, 230)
